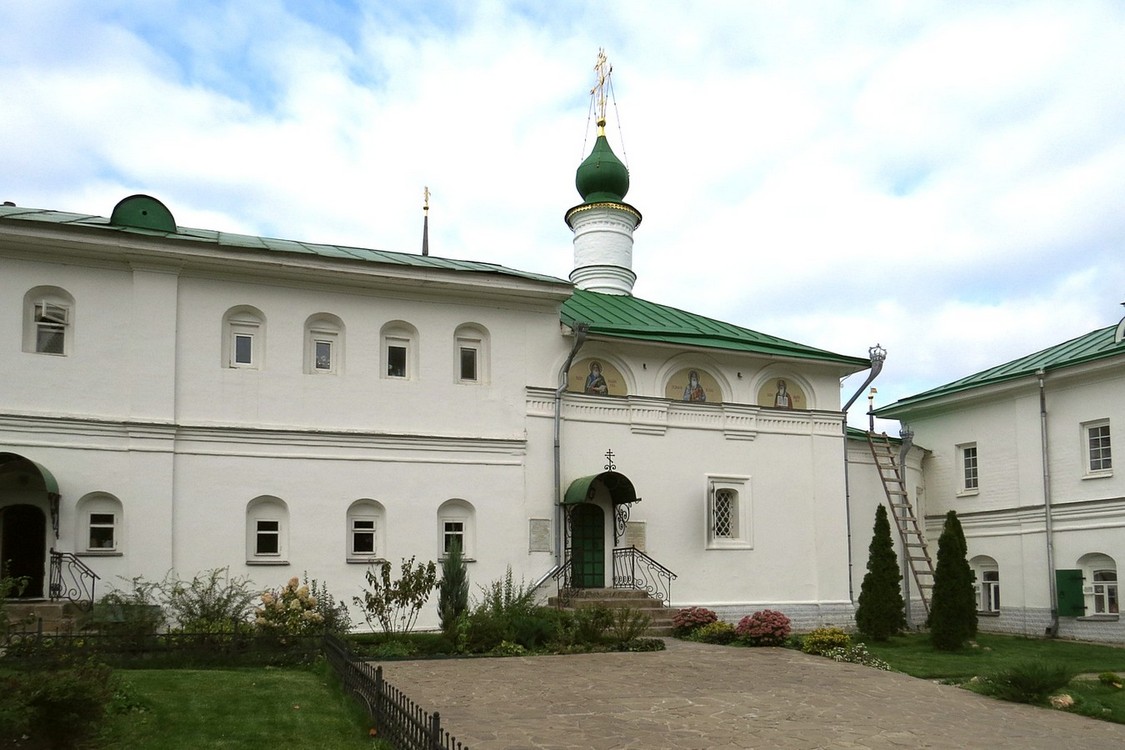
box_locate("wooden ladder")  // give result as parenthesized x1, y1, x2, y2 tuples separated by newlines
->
(867, 431, 934, 614)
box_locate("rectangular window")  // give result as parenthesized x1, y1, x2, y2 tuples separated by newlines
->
(35, 303, 68, 354)
(255, 520, 280, 555)
(233, 333, 254, 366)
(387, 344, 407, 378)
(443, 521, 464, 555)
(706, 476, 751, 549)
(981, 571, 1000, 613)
(314, 339, 333, 371)
(88, 513, 116, 550)
(352, 519, 376, 555)
(1093, 571, 1119, 614)
(960, 444, 978, 492)
(459, 346, 478, 381)
(1086, 422, 1112, 473)
(711, 489, 736, 538)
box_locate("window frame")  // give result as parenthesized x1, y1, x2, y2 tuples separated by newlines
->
(345, 499, 386, 563)
(87, 511, 117, 551)
(304, 313, 344, 375)
(705, 475, 752, 550)
(1083, 420, 1112, 477)
(1092, 570, 1119, 615)
(437, 499, 475, 560)
(454, 324, 489, 385)
(380, 322, 418, 381)
(223, 307, 266, 370)
(23, 287, 75, 356)
(246, 497, 288, 565)
(957, 443, 979, 495)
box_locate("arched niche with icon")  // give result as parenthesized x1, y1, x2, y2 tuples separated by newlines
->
(665, 368, 721, 404)
(757, 377, 806, 410)
(569, 358, 628, 397)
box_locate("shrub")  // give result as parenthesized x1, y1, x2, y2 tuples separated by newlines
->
(87, 576, 165, 638)
(735, 609, 792, 646)
(572, 604, 614, 644)
(438, 540, 469, 637)
(607, 607, 652, 645)
(689, 620, 736, 644)
(304, 574, 352, 635)
(1098, 671, 1123, 688)
(0, 658, 117, 747)
(979, 661, 1076, 704)
(824, 642, 890, 670)
(162, 567, 257, 633)
(855, 504, 906, 641)
(671, 606, 718, 637)
(254, 576, 324, 636)
(354, 556, 438, 636)
(474, 566, 538, 618)
(620, 637, 665, 652)
(0, 568, 30, 637)
(928, 510, 977, 650)
(801, 626, 851, 655)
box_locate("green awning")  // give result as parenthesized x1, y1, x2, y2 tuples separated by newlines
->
(563, 471, 639, 506)
(0, 453, 60, 496)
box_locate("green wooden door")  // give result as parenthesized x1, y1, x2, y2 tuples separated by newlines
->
(571, 504, 605, 588)
(1056, 569, 1086, 617)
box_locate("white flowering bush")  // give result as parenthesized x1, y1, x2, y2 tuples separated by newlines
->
(824, 642, 891, 671)
(255, 577, 324, 636)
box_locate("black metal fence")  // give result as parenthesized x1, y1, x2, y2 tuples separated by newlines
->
(323, 634, 468, 750)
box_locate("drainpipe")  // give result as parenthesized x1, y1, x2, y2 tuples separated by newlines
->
(1038, 368, 1059, 637)
(841, 344, 887, 602)
(554, 323, 589, 568)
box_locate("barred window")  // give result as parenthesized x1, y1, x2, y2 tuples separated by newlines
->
(712, 489, 736, 538)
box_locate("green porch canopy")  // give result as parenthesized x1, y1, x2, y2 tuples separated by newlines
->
(563, 471, 639, 506)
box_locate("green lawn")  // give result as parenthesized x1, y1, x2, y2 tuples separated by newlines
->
(96, 666, 387, 749)
(861, 632, 1125, 723)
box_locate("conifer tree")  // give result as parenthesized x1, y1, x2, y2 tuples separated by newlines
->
(437, 539, 469, 637)
(855, 504, 906, 641)
(928, 510, 977, 650)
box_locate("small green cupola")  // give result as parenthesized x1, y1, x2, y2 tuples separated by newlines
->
(575, 125, 630, 203)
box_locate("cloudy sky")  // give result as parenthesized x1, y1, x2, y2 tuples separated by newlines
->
(4, 1, 1123, 429)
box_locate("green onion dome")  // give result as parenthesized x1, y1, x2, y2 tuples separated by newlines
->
(575, 134, 630, 203)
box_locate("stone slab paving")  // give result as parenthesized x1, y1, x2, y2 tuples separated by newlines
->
(379, 639, 1125, 749)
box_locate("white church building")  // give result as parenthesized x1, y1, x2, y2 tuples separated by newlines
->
(1, 56, 1119, 641)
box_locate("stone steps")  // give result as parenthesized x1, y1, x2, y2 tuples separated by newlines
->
(548, 588, 675, 637)
(4, 600, 84, 635)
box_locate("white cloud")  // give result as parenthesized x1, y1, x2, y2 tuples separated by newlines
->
(2, 0, 1124, 431)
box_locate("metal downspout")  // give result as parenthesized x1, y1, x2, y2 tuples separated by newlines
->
(554, 324, 589, 568)
(1038, 368, 1059, 637)
(841, 345, 887, 601)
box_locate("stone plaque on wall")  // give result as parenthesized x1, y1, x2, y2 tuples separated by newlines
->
(623, 520, 646, 552)
(528, 518, 552, 553)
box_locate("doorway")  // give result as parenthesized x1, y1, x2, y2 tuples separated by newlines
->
(1, 505, 47, 598)
(570, 503, 605, 588)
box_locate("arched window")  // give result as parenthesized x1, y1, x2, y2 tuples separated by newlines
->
(381, 321, 418, 380)
(454, 323, 489, 384)
(75, 493, 123, 553)
(223, 306, 266, 369)
(304, 313, 345, 374)
(246, 496, 288, 564)
(970, 555, 1000, 613)
(437, 499, 475, 559)
(346, 499, 386, 562)
(1079, 553, 1119, 615)
(23, 286, 75, 355)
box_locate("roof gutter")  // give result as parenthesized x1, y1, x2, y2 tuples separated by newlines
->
(1038, 368, 1060, 638)
(842, 345, 887, 603)
(554, 323, 589, 568)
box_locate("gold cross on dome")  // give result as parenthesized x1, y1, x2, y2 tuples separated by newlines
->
(591, 48, 612, 129)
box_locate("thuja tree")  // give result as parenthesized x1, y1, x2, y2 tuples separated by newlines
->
(437, 540, 469, 636)
(928, 510, 977, 650)
(354, 556, 437, 636)
(855, 504, 906, 641)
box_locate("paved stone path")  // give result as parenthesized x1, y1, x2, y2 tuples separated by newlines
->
(380, 639, 1125, 749)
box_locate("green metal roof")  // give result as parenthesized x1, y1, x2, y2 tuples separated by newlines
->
(876, 322, 1125, 415)
(0, 204, 568, 286)
(562, 289, 870, 367)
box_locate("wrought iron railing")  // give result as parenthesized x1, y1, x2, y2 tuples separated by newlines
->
(612, 546, 676, 606)
(547, 557, 574, 607)
(48, 549, 99, 610)
(323, 634, 468, 750)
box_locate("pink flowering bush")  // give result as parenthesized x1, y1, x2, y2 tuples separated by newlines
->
(255, 577, 324, 636)
(671, 607, 718, 637)
(735, 609, 792, 646)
